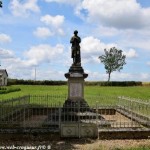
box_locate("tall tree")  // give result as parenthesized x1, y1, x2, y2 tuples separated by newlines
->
(0, 1, 2, 8)
(99, 47, 126, 82)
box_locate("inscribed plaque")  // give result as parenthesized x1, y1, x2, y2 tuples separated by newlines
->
(70, 83, 82, 97)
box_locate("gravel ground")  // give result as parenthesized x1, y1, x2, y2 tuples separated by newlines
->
(0, 135, 150, 150)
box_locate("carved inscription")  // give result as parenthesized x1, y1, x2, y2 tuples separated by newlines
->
(70, 73, 83, 77)
(70, 83, 82, 97)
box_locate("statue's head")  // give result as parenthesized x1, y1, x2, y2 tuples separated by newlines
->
(74, 30, 78, 35)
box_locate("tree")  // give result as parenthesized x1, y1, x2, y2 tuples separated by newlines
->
(99, 47, 126, 82)
(0, 1, 2, 8)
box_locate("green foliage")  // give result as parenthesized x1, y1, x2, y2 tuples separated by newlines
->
(8, 79, 143, 87)
(99, 47, 126, 81)
(0, 86, 21, 94)
(8, 78, 67, 86)
(85, 81, 142, 86)
(0, 87, 7, 90)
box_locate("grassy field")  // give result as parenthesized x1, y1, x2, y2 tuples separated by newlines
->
(0, 85, 150, 149)
(0, 85, 150, 102)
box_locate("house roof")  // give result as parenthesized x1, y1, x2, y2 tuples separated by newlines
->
(0, 69, 8, 77)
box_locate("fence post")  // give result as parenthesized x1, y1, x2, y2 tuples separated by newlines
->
(12, 98, 14, 123)
(23, 98, 26, 129)
(58, 102, 61, 130)
(131, 99, 133, 127)
(96, 101, 98, 126)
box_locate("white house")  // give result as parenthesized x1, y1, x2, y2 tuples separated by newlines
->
(0, 69, 8, 86)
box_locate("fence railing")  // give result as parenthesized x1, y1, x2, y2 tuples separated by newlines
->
(118, 96, 150, 119)
(0, 95, 150, 132)
(117, 96, 150, 128)
(0, 96, 29, 123)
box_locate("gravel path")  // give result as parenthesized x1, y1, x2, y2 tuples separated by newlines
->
(0, 136, 150, 150)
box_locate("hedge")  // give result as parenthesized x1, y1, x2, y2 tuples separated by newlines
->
(7, 79, 143, 86)
(85, 81, 142, 86)
(8, 79, 67, 86)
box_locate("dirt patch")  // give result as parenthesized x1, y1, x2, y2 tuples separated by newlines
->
(102, 112, 142, 128)
(22, 115, 47, 127)
(0, 136, 150, 150)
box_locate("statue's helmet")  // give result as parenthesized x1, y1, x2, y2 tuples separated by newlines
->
(74, 30, 78, 34)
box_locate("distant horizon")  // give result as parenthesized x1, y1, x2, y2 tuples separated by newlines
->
(8, 78, 148, 83)
(0, 0, 150, 81)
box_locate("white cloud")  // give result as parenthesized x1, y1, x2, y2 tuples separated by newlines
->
(80, 36, 138, 65)
(0, 34, 12, 43)
(86, 70, 150, 81)
(1, 44, 65, 80)
(81, 36, 117, 63)
(147, 62, 150, 66)
(94, 26, 119, 37)
(10, 0, 40, 17)
(33, 27, 53, 38)
(41, 15, 64, 28)
(32, 69, 65, 80)
(79, 0, 150, 29)
(0, 48, 14, 58)
(123, 49, 138, 58)
(44, 0, 83, 19)
(110, 72, 150, 81)
(44, 0, 81, 6)
(140, 73, 150, 81)
(40, 15, 65, 36)
(57, 28, 65, 36)
(24, 44, 64, 66)
(120, 38, 150, 51)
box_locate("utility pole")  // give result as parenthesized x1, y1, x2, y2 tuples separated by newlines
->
(35, 67, 36, 81)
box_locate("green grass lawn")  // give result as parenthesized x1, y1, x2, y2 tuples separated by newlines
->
(0, 85, 150, 102)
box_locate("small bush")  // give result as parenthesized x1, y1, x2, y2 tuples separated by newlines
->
(0, 87, 7, 90)
(0, 87, 21, 94)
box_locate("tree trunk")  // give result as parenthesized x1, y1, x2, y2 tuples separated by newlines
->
(108, 73, 111, 82)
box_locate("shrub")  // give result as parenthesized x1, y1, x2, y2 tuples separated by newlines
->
(0, 87, 7, 90)
(85, 81, 142, 86)
(0, 87, 21, 94)
(8, 78, 67, 86)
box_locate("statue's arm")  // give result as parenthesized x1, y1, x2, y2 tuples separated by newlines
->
(70, 37, 74, 43)
(78, 37, 81, 43)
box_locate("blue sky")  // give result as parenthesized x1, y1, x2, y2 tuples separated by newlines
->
(0, 0, 150, 81)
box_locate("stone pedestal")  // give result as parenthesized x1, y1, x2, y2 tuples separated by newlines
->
(63, 65, 89, 112)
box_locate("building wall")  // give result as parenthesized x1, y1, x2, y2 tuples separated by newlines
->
(0, 72, 8, 86)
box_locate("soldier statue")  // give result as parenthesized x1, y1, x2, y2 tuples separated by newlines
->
(70, 30, 81, 66)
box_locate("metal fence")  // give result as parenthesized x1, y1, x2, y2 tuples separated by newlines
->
(117, 96, 150, 128)
(0, 95, 150, 133)
(0, 96, 29, 124)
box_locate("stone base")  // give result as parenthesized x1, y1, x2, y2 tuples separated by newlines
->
(60, 122, 98, 138)
(61, 111, 105, 122)
(69, 65, 84, 73)
(65, 65, 88, 78)
(63, 98, 90, 112)
(45, 107, 111, 128)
